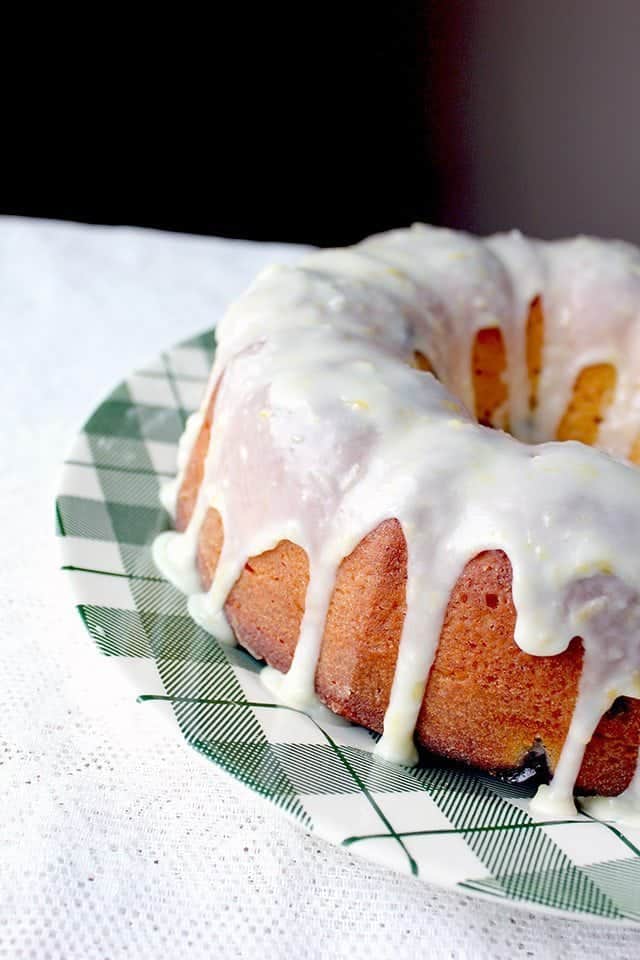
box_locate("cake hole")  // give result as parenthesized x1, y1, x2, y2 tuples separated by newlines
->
(484, 592, 498, 609)
(555, 363, 617, 445)
(526, 296, 544, 411)
(472, 327, 509, 429)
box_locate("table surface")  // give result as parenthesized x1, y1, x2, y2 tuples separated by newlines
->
(3, 216, 640, 960)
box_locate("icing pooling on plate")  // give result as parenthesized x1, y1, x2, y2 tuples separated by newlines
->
(153, 224, 640, 823)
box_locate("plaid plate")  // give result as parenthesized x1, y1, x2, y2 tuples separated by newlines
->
(56, 330, 640, 923)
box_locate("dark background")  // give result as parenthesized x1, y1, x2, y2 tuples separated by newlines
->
(3, 1, 639, 247)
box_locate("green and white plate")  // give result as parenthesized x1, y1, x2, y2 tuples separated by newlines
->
(56, 330, 640, 924)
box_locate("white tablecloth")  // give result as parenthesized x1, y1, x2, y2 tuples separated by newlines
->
(2, 216, 639, 960)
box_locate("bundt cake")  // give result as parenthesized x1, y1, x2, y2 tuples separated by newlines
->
(154, 225, 640, 824)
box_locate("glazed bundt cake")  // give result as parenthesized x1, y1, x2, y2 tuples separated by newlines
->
(154, 225, 640, 824)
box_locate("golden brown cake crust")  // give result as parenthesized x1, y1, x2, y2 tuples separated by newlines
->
(180, 408, 640, 796)
(174, 295, 640, 797)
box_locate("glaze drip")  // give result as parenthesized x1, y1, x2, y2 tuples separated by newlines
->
(153, 225, 640, 823)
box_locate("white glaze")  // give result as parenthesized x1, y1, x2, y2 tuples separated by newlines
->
(154, 224, 640, 824)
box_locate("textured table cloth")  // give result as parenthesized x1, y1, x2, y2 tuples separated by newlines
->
(2, 216, 640, 960)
